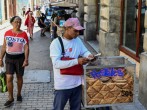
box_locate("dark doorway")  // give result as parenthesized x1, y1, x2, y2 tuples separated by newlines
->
(4, 0, 7, 20)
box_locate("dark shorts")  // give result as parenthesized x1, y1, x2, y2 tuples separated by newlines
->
(5, 53, 25, 76)
(38, 23, 46, 28)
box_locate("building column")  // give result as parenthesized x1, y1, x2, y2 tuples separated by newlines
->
(76, 0, 84, 27)
(72, 0, 76, 4)
(98, 0, 121, 56)
(29, 0, 34, 11)
(84, 0, 97, 41)
(139, 52, 147, 110)
(0, 0, 2, 24)
(139, 1, 147, 108)
(1, 0, 5, 22)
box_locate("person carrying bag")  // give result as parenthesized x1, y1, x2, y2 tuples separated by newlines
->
(58, 37, 83, 75)
(50, 18, 95, 110)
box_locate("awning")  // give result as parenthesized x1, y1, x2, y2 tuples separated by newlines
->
(51, 2, 77, 8)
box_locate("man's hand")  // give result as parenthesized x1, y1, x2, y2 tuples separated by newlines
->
(0, 60, 4, 67)
(78, 57, 89, 65)
(87, 54, 95, 60)
(22, 59, 29, 67)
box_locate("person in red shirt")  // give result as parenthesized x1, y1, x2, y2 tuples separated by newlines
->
(25, 8, 31, 16)
(0, 16, 29, 107)
(25, 12, 35, 39)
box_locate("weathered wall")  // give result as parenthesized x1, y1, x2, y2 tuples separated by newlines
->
(76, 0, 84, 27)
(139, 0, 147, 109)
(98, 0, 121, 56)
(139, 52, 147, 109)
(84, 0, 97, 41)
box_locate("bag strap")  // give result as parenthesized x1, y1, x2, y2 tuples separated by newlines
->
(58, 37, 65, 56)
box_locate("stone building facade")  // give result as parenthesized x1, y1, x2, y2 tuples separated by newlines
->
(0, 0, 17, 24)
(64, 0, 147, 109)
(0, 0, 33, 24)
(139, 0, 147, 109)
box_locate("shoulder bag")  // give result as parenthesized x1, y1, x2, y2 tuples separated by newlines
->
(58, 37, 83, 75)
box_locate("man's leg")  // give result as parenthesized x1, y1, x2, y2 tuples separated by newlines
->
(42, 27, 47, 36)
(6, 74, 14, 101)
(15, 56, 24, 102)
(40, 28, 43, 36)
(69, 85, 82, 110)
(16, 74, 23, 97)
(4, 74, 14, 106)
(53, 90, 71, 110)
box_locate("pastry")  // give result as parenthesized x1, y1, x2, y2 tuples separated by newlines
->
(110, 86, 121, 91)
(87, 92, 97, 98)
(92, 80, 102, 86)
(87, 86, 96, 93)
(104, 92, 114, 98)
(99, 76, 110, 82)
(92, 85, 103, 92)
(112, 76, 127, 83)
(116, 83, 126, 88)
(101, 85, 110, 91)
(93, 93, 104, 99)
(86, 79, 97, 86)
(99, 91, 109, 96)
(107, 83, 116, 89)
(122, 84, 131, 89)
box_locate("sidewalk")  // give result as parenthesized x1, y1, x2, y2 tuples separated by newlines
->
(0, 22, 55, 109)
(0, 21, 10, 30)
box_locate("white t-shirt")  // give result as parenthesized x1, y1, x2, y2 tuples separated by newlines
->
(50, 37, 91, 90)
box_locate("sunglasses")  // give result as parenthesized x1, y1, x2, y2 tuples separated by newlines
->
(13, 21, 21, 24)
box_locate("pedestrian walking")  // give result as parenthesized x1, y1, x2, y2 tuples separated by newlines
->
(38, 13, 48, 36)
(35, 8, 42, 21)
(25, 12, 35, 40)
(51, 12, 64, 39)
(50, 18, 95, 110)
(0, 16, 29, 107)
(25, 8, 32, 16)
(22, 6, 26, 17)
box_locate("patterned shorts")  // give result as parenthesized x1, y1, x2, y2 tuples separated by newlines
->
(5, 53, 25, 76)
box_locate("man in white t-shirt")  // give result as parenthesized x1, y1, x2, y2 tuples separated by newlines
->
(50, 18, 94, 110)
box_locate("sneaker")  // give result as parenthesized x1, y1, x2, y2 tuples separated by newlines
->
(42, 33, 46, 36)
(17, 96, 22, 102)
(4, 99, 14, 107)
(30, 37, 33, 40)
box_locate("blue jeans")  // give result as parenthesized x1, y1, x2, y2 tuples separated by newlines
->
(53, 85, 82, 110)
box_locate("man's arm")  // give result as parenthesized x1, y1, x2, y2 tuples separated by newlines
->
(40, 19, 46, 27)
(22, 43, 29, 67)
(50, 39, 89, 69)
(0, 39, 6, 66)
